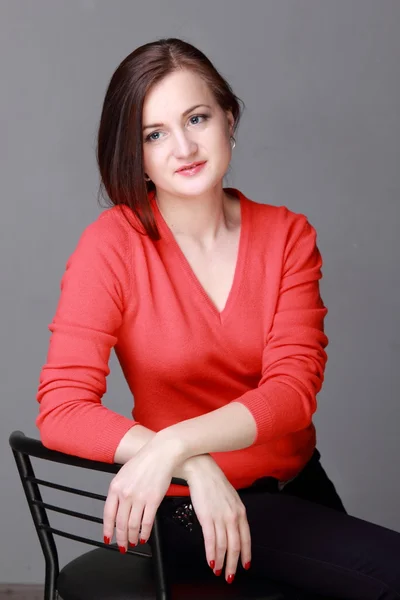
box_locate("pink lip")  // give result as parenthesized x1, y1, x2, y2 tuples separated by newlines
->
(176, 161, 206, 173)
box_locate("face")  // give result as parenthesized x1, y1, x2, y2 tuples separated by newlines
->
(142, 69, 234, 198)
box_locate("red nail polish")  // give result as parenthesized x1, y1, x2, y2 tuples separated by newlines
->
(129, 542, 137, 547)
(215, 569, 222, 577)
(118, 546, 126, 554)
(244, 561, 251, 570)
(139, 538, 147, 545)
(103, 536, 110, 545)
(227, 574, 235, 584)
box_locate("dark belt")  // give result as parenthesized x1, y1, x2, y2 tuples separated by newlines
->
(245, 447, 321, 495)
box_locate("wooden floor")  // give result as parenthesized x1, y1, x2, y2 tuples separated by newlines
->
(0, 585, 44, 600)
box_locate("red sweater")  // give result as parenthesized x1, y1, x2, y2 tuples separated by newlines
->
(36, 188, 328, 496)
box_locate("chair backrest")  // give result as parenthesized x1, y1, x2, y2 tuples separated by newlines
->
(9, 430, 188, 600)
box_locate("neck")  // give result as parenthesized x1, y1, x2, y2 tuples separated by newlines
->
(154, 185, 234, 245)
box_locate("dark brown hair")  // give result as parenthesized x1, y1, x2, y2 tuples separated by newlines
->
(96, 38, 244, 240)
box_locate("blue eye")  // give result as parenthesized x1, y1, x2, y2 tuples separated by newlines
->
(146, 131, 161, 142)
(189, 114, 209, 125)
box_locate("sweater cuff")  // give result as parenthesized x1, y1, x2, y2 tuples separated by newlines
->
(92, 417, 140, 463)
(234, 383, 282, 445)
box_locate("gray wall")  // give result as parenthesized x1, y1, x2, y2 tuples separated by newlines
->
(1, 0, 399, 584)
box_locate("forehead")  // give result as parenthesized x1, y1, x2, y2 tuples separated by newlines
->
(142, 70, 215, 118)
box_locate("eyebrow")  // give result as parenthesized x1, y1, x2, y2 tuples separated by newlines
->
(142, 104, 212, 131)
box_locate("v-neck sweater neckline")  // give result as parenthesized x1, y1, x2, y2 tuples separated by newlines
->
(150, 188, 250, 324)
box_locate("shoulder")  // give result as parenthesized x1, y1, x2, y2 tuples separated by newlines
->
(72, 204, 143, 257)
(88, 204, 137, 239)
(238, 190, 306, 227)
(59, 206, 141, 302)
(63, 206, 141, 287)
(232, 189, 322, 270)
(234, 188, 314, 241)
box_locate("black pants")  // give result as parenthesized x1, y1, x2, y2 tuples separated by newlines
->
(158, 449, 400, 599)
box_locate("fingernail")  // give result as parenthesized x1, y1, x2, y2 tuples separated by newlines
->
(227, 574, 235, 584)
(129, 542, 137, 547)
(139, 538, 147, 545)
(118, 546, 126, 554)
(244, 561, 251, 570)
(209, 560, 215, 569)
(215, 569, 222, 577)
(103, 536, 110, 545)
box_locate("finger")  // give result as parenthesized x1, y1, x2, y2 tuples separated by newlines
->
(128, 502, 145, 547)
(225, 519, 241, 583)
(103, 490, 118, 544)
(214, 520, 227, 576)
(239, 511, 252, 570)
(200, 518, 216, 570)
(138, 502, 158, 544)
(115, 498, 132, 552)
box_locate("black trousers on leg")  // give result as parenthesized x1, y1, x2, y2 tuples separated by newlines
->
(158, 449, 400, 599)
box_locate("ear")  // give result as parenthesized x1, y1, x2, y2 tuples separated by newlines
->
(226, 110, 235, 135)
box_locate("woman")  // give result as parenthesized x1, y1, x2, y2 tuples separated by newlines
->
(36, 38, 400, 598)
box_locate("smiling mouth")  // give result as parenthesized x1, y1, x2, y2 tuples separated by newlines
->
(176, 161, 206, 172)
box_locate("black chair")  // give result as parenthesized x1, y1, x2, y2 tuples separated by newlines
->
(10, 431, 307, 600)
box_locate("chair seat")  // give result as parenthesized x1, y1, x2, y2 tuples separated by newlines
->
(57, 547, 305, 600)
(57, 547, 155, 600)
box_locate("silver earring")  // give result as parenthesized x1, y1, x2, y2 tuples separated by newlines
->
(144, 173, 151, 182)
(230, 136, 236, 150)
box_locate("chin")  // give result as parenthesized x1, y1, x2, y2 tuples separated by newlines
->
(173, 173, 223, 196)
(177, 185, 214, 198)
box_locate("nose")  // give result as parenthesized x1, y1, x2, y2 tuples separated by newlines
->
(172, 130, 197, 159)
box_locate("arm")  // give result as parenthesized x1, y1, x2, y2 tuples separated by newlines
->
(153, 216, 328, 460)
(113, 423, 214, 480)
(36, 214, 141, 462)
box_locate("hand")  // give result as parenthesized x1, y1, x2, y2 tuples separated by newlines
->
(103, 438, 183, 552)
(184, 456, 252, 583)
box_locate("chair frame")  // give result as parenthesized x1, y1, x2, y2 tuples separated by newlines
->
(9, 430, 189, 600)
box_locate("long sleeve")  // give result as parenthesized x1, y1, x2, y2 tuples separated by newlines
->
(234, 215, 328, 445)
(36, 211, 139, 462)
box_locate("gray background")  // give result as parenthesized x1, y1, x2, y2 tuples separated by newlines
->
(1, 0, 399, 585)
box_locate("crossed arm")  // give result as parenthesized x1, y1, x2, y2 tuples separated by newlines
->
(113, 401, 257, 467)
